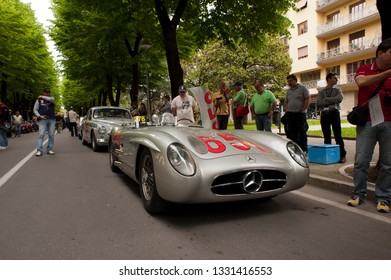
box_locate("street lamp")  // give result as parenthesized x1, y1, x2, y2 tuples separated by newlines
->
(140, 44, 151, 122)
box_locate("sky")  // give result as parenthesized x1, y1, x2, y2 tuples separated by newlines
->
(20, 0, 60, 61)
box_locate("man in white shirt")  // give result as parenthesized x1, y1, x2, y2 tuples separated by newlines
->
(171, 85, 196, 124)
(68, 106, 79, 137)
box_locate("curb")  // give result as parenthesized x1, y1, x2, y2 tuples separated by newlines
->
(308, 174, 376, 201)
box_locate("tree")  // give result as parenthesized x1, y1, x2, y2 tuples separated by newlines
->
(0, 0, 59, 117)
(183, 38, 291, 99)
(154, 0, 294, 98)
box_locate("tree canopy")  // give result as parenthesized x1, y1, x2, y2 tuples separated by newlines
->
(0, 0, 59, 118)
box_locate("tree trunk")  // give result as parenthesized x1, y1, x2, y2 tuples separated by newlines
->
(106, 74, 114, 106)
(377, 0, 391, 40)
(154, 0, 188, 99)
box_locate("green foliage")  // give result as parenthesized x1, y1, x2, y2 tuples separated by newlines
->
(183, 38, 291, 99)
(0, 0, 59, 117)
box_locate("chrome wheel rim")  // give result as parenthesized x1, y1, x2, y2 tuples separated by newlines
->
(141, 154, 154, 201)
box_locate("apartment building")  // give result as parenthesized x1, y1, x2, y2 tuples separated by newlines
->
(285, 0, 381, 116)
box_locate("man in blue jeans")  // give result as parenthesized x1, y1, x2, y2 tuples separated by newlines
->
(250, 80, 277, 132)
(347, 38, 391, 213)
(33, 88, 56, 156)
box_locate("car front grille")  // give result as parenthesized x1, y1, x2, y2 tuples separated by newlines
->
(211, 169, 287, 195)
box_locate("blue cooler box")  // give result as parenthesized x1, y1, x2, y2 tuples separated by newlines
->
(308, 144, 340, 164)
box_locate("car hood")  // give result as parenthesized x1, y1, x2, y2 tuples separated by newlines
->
(97, 118, 133, 127)
(125, 126, 291, 162)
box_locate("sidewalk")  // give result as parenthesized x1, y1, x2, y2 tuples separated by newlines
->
(274, 124, 378, 201)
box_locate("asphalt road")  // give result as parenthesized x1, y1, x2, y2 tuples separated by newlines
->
(0, 130, 390, 260)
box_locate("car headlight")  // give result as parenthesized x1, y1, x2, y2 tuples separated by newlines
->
(167, 143, 196, 176)
(98, 126, 107, 134)
(287, 142, 308, 168)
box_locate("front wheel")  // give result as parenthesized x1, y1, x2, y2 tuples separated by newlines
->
(109, 141, 121, 173)
(139, 148, 166, 214)
(91, 132, 100, 152)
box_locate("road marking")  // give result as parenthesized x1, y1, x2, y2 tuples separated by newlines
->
(0, 139, 48, 189)
(293, 190, 391, 225)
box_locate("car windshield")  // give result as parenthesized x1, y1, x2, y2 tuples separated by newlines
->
(93, 108, 131, 119)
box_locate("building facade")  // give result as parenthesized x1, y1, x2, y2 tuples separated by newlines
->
(285, 0, 381, 116)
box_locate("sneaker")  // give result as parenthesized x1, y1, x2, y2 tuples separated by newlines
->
(36, 151, 42, 156)
(47, 150, 55, 155)
(339, 157, 347, 163)
(0, 146, 6, 151)
(347, 196, 364, 207)
(377, 201, 390, 213)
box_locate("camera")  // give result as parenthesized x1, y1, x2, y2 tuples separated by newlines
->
(216, 97, 223, 101)
(384, 95, 391, 105)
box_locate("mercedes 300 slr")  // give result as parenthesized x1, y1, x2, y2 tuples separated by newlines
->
(108, 87, 309, 214)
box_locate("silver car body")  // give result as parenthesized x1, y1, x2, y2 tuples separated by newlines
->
(109, 87, 309, 212)
(81, 106, 132, 151)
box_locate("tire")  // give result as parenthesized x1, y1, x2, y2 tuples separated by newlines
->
(139, 148, 166, 214)
(109, 141, 121, 173)
(91, 132, 100, 152)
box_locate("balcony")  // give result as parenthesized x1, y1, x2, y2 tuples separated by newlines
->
(316, 0, 351, 13)
(316, 37, 381, 65)
(316, 73, 356, 90)
(302, 73, 356, 90)
(317, 4, 379, 39)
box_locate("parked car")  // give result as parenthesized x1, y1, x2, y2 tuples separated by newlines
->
(81, 106, 132, 151)
(108, 87, 309, 214)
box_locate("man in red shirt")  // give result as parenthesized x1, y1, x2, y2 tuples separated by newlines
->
(347, 38, 391, 213)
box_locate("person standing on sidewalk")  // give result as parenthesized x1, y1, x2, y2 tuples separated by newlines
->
(283, 74, 311, 153)
(68, 106, 79, 137)
(33, 88, 56, 156)
(232, 82, 247, 129)
(213, 82, 230, 130)
(250, 80, 277, 132)
(317, 73, 347, 163)
(347, 38, 391, 213)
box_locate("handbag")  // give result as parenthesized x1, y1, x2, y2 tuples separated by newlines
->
(236, 104, 249, 118)
(347, 105, 369, 126)
(347, 79, 386, 126)
(235, 94, 249, 118)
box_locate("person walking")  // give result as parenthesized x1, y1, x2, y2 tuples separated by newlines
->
(33, 88, 56, 156)
(68, 106, 79, 137)
(12, 111, 23, 137)
(317, 73, 347, 163)
(0, 98, 10, 151)
(250, 80, 277, 132)
(283, 74, 311, 153)
(171, 85, 196, 124)
(160, 95, 172, 114)
(213, 82, 230, 130)
(232, 82, 247, 129)
(347, 38, 391, 213)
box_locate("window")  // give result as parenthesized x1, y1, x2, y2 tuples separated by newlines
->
(349, 30, 365, 50)
(327, 38, 340, 57)
(298, 46, 308, 59)
(327, 11, 340, 27)
(301, 70, 320, 82)
(298, 21, 308, 35)
(326, 66, 340, 76)
(347, 58, 375, 75)
(350, 1, 365, 21)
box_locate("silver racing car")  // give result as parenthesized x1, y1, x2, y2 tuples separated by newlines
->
(108, 87, 309, 214)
